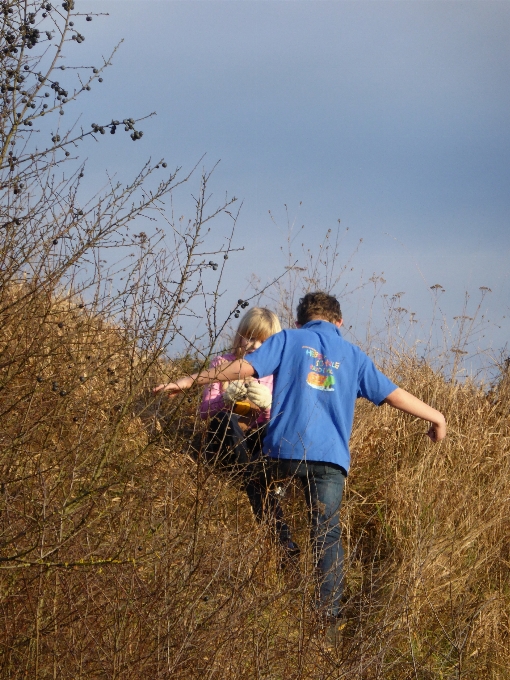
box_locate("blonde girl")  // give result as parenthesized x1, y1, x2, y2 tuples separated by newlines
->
(157, 306, 299, 563)
(200, 307, 281, 424)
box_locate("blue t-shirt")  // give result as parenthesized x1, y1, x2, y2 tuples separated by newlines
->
(247, 320, 397, 472)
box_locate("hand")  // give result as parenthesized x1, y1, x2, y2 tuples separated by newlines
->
(245, 381, 272, 410)
(222, 380, 248, 405)
(426, 417, 447, 442)
(153, 376, 193, 396)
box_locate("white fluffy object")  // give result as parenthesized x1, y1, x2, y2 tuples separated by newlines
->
(223, 380, 248, 405)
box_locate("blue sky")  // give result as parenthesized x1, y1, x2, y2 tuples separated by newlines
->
(72, 1, 509, 365)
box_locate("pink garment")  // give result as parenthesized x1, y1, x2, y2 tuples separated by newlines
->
(200, 352, 273, 425)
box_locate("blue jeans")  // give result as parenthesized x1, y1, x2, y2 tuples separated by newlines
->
(269, 459, 346, 619)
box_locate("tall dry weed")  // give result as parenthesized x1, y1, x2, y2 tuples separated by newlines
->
(3, 288, 509, 679)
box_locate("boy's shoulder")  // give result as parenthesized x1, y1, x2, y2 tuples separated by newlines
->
(291, 322, 369, 359)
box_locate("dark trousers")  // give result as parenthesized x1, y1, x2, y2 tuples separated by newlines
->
(266, 459, 346, 619)
(205, 412, 293, 546)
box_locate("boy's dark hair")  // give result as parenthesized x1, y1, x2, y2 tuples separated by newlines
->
(296, 291, 342, 326)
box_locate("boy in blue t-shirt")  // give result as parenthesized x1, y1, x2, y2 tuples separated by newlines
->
(155, 292, 446, 640)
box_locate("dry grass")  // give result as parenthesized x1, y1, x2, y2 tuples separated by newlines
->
(1, 285, 509, 679)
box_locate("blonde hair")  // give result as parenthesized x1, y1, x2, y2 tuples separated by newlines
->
(233, 307, 281, 358)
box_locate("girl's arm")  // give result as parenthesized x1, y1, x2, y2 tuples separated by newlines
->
(383, 387, 446, 442)
(154, 359, 255, 395)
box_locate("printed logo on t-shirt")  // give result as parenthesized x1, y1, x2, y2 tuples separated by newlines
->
(303, 346, 340, 391)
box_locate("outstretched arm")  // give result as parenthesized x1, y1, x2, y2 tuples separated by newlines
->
(383, 387, 446, 442)
(154, 359, 256, 395)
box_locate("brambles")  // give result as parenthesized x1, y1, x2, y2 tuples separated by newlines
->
(0, 8, 245, 674)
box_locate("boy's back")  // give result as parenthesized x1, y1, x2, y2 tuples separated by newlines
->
(248, 319, 396, 471)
